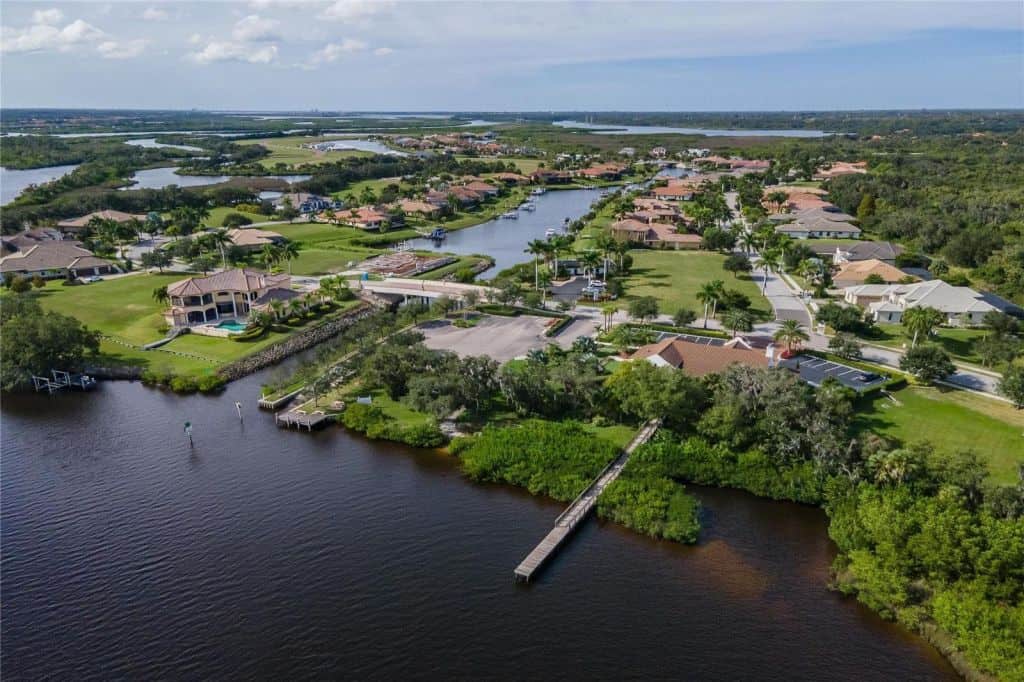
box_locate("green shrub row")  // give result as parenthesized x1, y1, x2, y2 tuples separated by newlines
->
(339, 403, 446, 448)
(140, 369, 226, 394)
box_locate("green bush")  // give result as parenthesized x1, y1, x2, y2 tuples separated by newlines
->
(169, 375, 199, 393)
(341, 403, 446, 448)
(457, 420, 621, 501)
(598, 475, 701, 543)
(197, 374, 226, 393)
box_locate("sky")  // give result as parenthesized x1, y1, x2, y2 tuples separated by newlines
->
(1, 0, 1022, 111)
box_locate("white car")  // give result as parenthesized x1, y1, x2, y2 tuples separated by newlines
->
(82, 276, 104, 283)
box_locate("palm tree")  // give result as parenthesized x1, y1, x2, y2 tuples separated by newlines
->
(152, 285, 169, 305)
(207, 228, 232, 269)
(462, 289, 480, 320)
(596, 232, 616, 280)
(723, 309, 754, 337)
(695, 280, 725, 327)
(261, 244, 279, 271)
(902, 306, 944, 347)
(601, 302, 619, 332)
(550, 235, 572, 280)
(537, 271, 552, 304)
(579, 250, 602, 282)
(738, 231, 757, 255)
(280, 241, 301, 275)
(759, 249, 781, 294)
(268, 298, 285, 321)
(525, 239, 548, 289)
(773, 319, 809, 354)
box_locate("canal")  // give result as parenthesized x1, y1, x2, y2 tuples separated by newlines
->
(415, 187, 608, 279)
(1, 371, 957, 679)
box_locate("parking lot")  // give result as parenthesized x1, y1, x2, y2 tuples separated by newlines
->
(419, 313, 598, 363)
(778, 354, 887, 392)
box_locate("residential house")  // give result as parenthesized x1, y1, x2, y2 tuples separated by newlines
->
(395, 198, 442, 218)
(1, 227, 63, 254)
(814, 161, 868, 180)
(491, 172, 530, 185)
(618, 147, 637, 157)
(0, 241, 119, 281)
(226, 228, 286, 253)
(650, 147, 667, 158)
(448, 186, 484, 206)
(274, 192, 332, 214)
(531, 168, 573, 184)
(611, 219, 700, 250)
(833, 259, 913, 288)
(164, 268, 292, 326)
(651, 185, 695, 201)
(631, 336, 769, 376)
(57, 210, 146, 235)
(773, 208, 861, 239)
(576, 162, 627, 180)
(844, 279, 1015, 326)
(463, 181, 500, 197)
(341, 207, 391, 231)
(832, 241, 904, 265)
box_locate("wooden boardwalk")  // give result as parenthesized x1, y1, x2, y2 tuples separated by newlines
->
(513, 418, 661, 582)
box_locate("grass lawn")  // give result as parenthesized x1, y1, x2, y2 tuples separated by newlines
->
(207, 206, 273, 227)
(859, 323, 989, 366)
(573, 200, 619, 250)
(854, 385, 1024, 485)
(454, 156, 544, 174)
(621, 250, 771, 319)
(289, 247, 378, 275)
(238, 136, 373, 168)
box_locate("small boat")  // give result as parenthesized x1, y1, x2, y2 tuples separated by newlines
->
(545, 228, 557, 238)
(520, 202, 536, 211)
(428, 228, 447, 240)
(501, 211, 519, 219)
(531, 187, 546, 196)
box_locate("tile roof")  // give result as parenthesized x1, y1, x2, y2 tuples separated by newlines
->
(0, 241, 114, 273)
(57, 210, 146, 229)
(167, 268, 290, 296)
(631, 337, 769, 376)
(226, 228, 284, 247)
(834, 258, 910, 284)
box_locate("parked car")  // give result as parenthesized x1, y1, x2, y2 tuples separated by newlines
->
(82, 276, 104, 283)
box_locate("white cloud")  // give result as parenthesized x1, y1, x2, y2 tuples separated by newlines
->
(98, 39, 148, 59)
(320, 0, 393, 23)
(307, 38, 367, 65)
(188, 33, 202, 45)
(373, 46, 392, 56)
(32, 8, 64, 25)
(189, 40, 278, 65)
(142, 7, 169, 21)
(232, 14, 280, 42)
(1, 18, 105, 54)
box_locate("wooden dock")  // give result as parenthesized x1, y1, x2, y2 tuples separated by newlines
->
(513, 418, 661, 582)
(275, 410, 331, 430)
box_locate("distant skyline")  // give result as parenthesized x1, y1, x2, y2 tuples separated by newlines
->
(2, 1, 1022, 111)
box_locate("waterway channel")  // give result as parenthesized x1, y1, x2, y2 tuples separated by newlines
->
(0, 370, 957, 679)
(1, 164, 80, 205)
(554, 120, 833, 138)
(414, 187, 608, 278)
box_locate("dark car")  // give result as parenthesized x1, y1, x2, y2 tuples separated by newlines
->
(856, 372, 881, 383)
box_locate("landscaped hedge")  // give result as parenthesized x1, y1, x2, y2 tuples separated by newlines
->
(543, 316, 573, 337)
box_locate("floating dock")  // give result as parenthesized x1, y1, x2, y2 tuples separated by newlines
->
(275, 410, 331, 431)
(513, 419, 661, 582)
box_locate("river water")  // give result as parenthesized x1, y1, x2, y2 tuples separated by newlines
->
(1, 367, 956, 680)
(415, 188, 608, 278)
(554, 120, 833, 138)
(121, 167, 313, 191)
(1, 164, 80, 205)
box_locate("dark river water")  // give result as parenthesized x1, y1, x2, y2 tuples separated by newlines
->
(415, 188, 607, 278)
(1, 365, 957, 680)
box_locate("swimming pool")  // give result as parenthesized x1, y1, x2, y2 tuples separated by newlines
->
(215, 320, 247, 332)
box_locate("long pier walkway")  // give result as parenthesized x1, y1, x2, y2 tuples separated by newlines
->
(513, 418, 661, 582)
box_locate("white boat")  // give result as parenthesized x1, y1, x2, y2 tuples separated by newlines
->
(531, 187, 546, 196)
(545, 228, 557, 238)
(520, 202, 536, 211)
(501, 211, 519, 219)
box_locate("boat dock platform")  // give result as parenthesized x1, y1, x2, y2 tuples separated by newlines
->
(32, 370, 98, 394)
(513, 418, 661, 582)
(275, 409, 331, 430)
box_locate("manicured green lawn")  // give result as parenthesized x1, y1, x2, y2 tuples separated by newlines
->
(621, 250, 771, 319)
(573, 200, 619, 250)
(273, 222, 368, 244)
(207, 206, 272, 226)
(859, 323, 989, 365)
(237, 136, 373, 168)
(289, 247, 378, 275)
(854, 385, 1024, 484)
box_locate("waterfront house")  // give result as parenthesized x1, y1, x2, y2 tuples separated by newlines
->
(341, 207, 391, 231)
(274, 192, 332, 214)
(0, 241, 118, 281)
(57, 209, 146, 235)
(530, 168, 573, 184)
(491, 172, 531, 185)
(651, 185, 696, 201)
(833, 259, 913, 288)
(463, 181, 500, 197)
(773, 208, 861, 239)
(576, 163, 627, 180)
(844, 279, 1014, 326)
(611, 219, 700, 250)
(1, 227, 64, 254)
(164, 268, 292, 326)
(814, 161, 868, 180)
(395, 198, 442, 218)
(226, 228, 286, 252)
(631, 336, 768, 375)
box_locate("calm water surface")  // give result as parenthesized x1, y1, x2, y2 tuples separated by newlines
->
(124, 138, 205, 152)
(415, 188, 607, 278)
(1, 164, 79, 205)
(1, 369, 956, 680)
(554, 120, 833, 138)
(121, 167, 312, 190)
